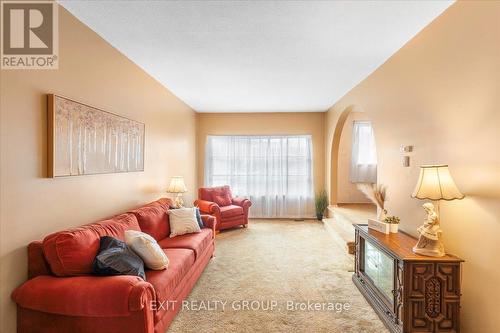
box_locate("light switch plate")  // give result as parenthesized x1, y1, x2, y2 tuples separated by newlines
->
(402, 155, 410, 167)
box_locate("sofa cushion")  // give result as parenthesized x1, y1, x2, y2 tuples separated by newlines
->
(28, 241, 52, 278)
(220, 205, 244, 218)
(43, 213, 140, 276)
(92, 236, 146, 280)
(154, 198, 175, 210)
(214, 193, 232, 207)
(125, 230, 169, 270)
(158, 228, 213, 259)
(146, 248, 195, 319)
(130, 203, 169, 241)
(199, 185, 232, 202)
(167, 208, 201, 238)
(195, 208, 204, 229)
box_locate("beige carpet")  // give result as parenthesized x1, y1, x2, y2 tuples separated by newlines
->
(169, 219, 388, 333)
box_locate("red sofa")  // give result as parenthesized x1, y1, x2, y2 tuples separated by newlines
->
(11, 198, 216, 333)
(195, 186, 251, 231)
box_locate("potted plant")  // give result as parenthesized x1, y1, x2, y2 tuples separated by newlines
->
(384, 216, 400, 233)
(315, 190, 329, 221)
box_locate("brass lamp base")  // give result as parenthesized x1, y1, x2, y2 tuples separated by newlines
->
(174, 194, 184, 208)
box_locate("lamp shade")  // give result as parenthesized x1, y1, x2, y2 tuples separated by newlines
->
(167, 176, 187, 193)
(412, 165, 464, 201)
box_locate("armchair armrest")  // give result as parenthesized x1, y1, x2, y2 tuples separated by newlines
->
(195, 199, 220, 215)
(232, 197, 252, 208)
(201, 215, 217, 237)
(12, 275, 154, 317)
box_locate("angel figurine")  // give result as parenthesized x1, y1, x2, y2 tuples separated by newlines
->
(412, 202, 445, 257)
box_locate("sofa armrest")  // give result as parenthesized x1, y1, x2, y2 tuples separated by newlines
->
(201, 215, 217, 237)
(232, 197, 252, 209)
(195, 199, 220, 215)
(12, 275, 154, 317)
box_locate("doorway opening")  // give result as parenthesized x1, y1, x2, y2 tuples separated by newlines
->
(329, 105, 378, 206)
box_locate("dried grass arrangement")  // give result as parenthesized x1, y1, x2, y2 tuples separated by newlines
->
(357, 183, 387, 221)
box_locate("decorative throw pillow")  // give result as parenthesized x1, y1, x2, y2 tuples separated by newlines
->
(92, 236, 145, 280)
(214, 193, 232, 207)
(125, 230, 169, 270)
(195, 207, 204, 229)
(167, 208, 201, 238)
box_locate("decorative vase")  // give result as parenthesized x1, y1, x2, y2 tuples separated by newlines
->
(368, 219, 390, 234)
(390, 224, 399, 233)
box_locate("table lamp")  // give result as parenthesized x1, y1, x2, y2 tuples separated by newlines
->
(167, 176, 187, 208)
(411, 165, 464, 257)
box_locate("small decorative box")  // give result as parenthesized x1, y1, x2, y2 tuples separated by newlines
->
(368, 219, 390, 234)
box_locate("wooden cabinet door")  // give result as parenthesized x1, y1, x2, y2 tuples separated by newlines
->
(404, 262, 461, 332)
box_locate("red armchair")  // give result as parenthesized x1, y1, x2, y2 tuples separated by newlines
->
(195, 186, 252, 231)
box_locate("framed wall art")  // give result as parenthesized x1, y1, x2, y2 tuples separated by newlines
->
(48, 94, 145, 177)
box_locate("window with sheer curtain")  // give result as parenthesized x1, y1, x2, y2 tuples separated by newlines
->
(350, 121, 377, 183)
(204, 135, 314, 218)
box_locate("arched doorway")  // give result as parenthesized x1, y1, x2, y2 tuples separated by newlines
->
(329, 105, 377, 206)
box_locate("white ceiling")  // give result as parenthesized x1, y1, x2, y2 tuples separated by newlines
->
(59, 1, 452, 113)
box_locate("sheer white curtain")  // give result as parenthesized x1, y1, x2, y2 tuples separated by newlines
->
(205, 135, 314, 218)
(350, 121, 377, 183)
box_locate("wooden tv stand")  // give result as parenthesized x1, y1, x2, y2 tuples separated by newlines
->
(353, 224, 463, 333)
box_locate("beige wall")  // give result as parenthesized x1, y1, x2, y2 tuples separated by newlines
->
(325, 2, 500, 332)
(0, 7, 197, 332)
(337, 112, 371, 203)
(196, 113, 325, 195)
